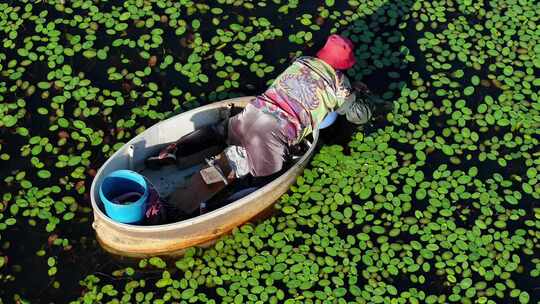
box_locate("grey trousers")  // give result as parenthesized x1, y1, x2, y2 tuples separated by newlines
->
(227, 104, 289, 177)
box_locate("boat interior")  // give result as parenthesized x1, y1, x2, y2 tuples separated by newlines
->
(105, 104, 315, 224)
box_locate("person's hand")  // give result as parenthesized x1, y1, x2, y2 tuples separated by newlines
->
(352, 81, 371, 94)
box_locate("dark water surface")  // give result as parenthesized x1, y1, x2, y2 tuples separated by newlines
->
(1, 0, 538, 303)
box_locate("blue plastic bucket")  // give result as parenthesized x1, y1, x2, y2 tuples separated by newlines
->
(99, 170, 149, 224)
(319, 111, 338, 129)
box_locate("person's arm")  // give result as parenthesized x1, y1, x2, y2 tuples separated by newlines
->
(334, 76, 373, 125)
(335, 95, 373, 125)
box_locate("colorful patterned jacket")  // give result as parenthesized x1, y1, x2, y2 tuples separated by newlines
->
(251, 56, 372, 144)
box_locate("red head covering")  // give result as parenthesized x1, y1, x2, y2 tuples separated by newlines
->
(316, 34, 356, 70)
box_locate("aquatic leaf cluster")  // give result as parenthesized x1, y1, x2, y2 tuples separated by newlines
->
(0, 0, 538, 302)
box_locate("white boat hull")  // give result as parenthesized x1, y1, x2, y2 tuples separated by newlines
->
(90, 97, 319, 257)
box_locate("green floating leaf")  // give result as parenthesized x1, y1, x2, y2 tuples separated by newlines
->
(82, 50, 96, 59)
(463, 86, 474, 96)
(63, 212, 75, 221)
(358, 188, 371, 200)
(149, 257, 166, 269)
(38, 82, 51, 89)
(522, 183, 533, 194)
(119, 12, 130, 21)
(442, 145, 454, 156)
(505, 195, 518, 205)
(282, 206, 296, 214)
(37, 170, 51, 179)
(198, 74, 209, 83)
(503, 66, 514, 76)
(3, 115, 17, 127)
(526, 168, 537, 179)
(170, 88, 182, 97)
(519, 291, 529, 304)
(309, 192, 324, 201)
(460, 278, 472, 289)
(471, 75, 480, 86)
(48, 257, 56, 267)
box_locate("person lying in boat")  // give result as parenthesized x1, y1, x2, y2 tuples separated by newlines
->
(146, 34, 392, 217)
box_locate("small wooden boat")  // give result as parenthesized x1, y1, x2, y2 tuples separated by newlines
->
(90, 96, 319, 258)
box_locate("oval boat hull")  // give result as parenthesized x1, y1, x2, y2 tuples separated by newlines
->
(90, 97, 319, 258)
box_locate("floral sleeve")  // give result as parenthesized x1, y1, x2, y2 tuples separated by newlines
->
(334, 72, 356, 109)
(335, 74, 373, 125)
